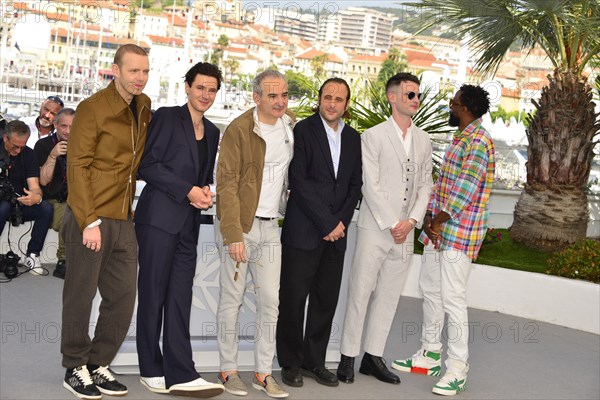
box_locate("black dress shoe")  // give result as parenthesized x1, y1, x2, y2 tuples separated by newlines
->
(337, 354, 355, 383)
(281, 366, 303, 387)
(359, 353, 400, 384)
(301, 366, 339, 387)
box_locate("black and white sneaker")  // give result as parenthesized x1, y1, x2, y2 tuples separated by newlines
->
(90, 365, 128, 396)
(63, 365, 102, 399)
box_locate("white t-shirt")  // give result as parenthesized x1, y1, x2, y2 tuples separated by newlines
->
(255, 119, 291, 218)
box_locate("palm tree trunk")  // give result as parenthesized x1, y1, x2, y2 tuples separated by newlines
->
(510, 70, 599, 251)
(510, 185, 588, 251)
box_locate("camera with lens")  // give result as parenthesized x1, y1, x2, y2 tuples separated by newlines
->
(0, 162, 23, 226)
(0, 250, 20, 279)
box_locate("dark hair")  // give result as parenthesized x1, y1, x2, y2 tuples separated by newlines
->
(5, 120, 30, 138)
(385, 72, 420, 93)
(113, 44, 148, 66)
(458, 84, 490, 119)
(184, 62, 223, 90)
(55, 108, 76, 123)
(318, 78, 351, 102)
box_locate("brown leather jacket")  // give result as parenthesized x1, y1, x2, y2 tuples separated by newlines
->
(67, 81, 151, 230)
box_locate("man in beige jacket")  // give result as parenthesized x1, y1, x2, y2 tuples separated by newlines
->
(216, 70, 294, 399)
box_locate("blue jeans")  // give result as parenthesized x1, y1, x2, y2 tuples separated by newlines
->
(0, 200, 53, 255)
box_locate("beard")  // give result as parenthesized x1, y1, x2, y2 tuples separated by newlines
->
(448, 111, 460, 127)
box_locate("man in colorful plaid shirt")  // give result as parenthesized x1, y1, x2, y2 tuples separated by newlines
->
(392, 85, 495, 396)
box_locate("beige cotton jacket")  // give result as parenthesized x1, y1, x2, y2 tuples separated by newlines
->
(216, 107, 295, 245)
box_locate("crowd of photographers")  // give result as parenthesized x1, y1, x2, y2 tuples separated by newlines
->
(0, 95, 73, 278)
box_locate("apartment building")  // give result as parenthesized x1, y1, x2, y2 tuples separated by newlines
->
(318, 7, 395, 52)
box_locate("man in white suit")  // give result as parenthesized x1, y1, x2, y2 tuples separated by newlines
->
(337, 72, 433, 385)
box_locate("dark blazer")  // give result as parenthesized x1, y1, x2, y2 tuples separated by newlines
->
(134, 105, 219, 235)
(281, 112, 362, 251)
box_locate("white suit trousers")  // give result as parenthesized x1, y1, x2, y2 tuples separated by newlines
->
(419, 244, 472, 373)
(340, 227, 414, 357)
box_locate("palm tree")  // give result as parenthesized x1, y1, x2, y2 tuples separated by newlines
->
(377, 48, 408, 86)
(223, 59, 239, 84)
(411, 0, 600, 251)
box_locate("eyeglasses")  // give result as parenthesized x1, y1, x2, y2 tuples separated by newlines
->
(46, 95, 64, 107)
(449, 99, 463, 107)
(406, 91, 423, 101)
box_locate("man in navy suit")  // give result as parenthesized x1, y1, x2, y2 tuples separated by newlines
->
(134, 62, 224, 397)
(276, 78, 362, 388)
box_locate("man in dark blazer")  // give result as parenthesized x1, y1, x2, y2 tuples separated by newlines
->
(277, 78, 362, 388)
(134, 62, 224, 397)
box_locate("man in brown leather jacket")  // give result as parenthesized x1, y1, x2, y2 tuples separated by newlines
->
(60, 44, 151, 400)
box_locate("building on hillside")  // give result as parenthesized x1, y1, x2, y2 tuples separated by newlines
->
(318, 7, 395, 52)
(253, 7, 318, 42)
(345, 52, 387, 89)
(294, 48, 345, 78)
(133, 10, 169, 39)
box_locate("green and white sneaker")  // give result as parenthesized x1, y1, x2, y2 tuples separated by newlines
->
(392, 349, 441, 376)
(432, 372, 467, 396)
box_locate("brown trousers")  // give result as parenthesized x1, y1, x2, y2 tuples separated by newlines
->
(60, 206, 138, 369)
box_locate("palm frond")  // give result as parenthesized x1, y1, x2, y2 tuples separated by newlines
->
(410, 0, 600, 76)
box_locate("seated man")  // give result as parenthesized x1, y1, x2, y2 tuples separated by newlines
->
(34, 108, 75, 279)
(20, 95, 64, 149)
(1, 120, 53, 274)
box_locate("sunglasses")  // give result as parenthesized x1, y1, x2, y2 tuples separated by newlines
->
(406, 91, 423, 101)
(46, 95, 64, 107)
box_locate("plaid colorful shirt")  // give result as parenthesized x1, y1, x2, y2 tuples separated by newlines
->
(420, 118, 495, 259)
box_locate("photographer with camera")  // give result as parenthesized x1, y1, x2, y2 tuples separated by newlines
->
(1, 120, 53, 275)
(34, 108, 74, 279)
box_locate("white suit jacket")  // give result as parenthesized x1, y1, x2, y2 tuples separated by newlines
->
(357, 117, 433, 233)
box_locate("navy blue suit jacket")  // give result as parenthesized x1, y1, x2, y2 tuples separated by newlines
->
(281, 112, 362, 251)
(134, 105, 219, 235)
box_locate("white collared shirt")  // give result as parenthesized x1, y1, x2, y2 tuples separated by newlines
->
(320, 116, 344, 178)
(390, 117, 413, 156)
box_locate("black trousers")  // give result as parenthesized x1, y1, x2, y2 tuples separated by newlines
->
(276, 242, 345, 369)
(135, 215, 200, 388)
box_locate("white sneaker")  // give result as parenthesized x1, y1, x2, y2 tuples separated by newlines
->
(140, 376, 169, 394)
(392, 349, 442, 376)
(432, 367, 468, 396)
(169, 377, 224, 397)
(26, 253, 44, 275)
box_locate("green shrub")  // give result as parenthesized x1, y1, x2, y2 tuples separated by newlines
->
(546, 239, 600, 283)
